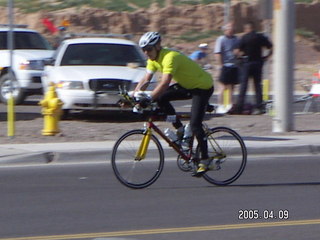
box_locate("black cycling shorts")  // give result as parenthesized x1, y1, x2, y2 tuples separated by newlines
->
(219, 66, 239, 85)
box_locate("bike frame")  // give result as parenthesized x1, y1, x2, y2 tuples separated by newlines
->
(135, 117, 193, 162)
(114, 91, 247, 188)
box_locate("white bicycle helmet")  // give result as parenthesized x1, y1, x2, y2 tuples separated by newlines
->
(139, 32, 161, 48)
(198, 43, 208, 49)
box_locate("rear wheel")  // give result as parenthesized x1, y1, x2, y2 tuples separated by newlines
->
(111, 129, 165, 189)
(0, 73, 26, 104)
(200, 127, 247, 186)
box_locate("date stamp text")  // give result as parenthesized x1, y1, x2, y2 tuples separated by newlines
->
(238, 209, 289, 220)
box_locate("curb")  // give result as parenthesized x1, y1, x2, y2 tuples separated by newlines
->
(1, 144, 320, 165)
(247, 145, 320, 156)
(0, 149, 110, 165)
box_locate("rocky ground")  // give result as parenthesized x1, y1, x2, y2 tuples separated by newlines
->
(1, 104, 320, 144)
(0, 2, 319, 88)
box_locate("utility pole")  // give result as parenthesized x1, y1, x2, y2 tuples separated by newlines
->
(7, 0, 15, 137)
(224, 0, 231, 25)
(259, 0, 273, 103)
(7, 0, 14, 83)
(272, 0, 295, 132)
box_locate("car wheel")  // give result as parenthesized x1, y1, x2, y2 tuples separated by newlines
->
(0, 73, 26, 105)
(61, 109, 71, 120)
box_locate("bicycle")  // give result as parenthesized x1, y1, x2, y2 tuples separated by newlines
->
(111, 90, 247, 189)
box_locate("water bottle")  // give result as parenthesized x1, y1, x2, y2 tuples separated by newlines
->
(164, 128, 178, 142)
(183, 123, 192, 139)
(182, 124, 192, 146)
(182, 123, 192, 148)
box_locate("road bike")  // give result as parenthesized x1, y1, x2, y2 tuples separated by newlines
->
(111, 91, 247, 189)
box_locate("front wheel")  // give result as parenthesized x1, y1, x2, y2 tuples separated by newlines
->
(111, 129, 165, 189)
(201, 127, 247, 186)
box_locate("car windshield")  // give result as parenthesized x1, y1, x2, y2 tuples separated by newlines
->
(0, 31, 53, 50)
(60, 43, 146, 67)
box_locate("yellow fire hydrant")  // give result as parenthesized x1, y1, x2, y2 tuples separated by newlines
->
(39, 83, 64, 136)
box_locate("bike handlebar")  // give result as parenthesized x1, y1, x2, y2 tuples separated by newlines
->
(118, 89, 156, 114)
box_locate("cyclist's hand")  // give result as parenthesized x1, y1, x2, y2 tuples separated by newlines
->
(139, 96, 152, 108)
(128, 90, 136, 98)
(133, 91, 149, 99)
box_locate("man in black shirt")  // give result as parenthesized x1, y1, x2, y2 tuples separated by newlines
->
(231, 21, 273, 114)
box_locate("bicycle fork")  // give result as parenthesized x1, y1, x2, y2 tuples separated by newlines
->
(135, 127, 152, 161)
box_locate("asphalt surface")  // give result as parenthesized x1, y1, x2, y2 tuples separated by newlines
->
(0, 156, 320, 240)
(0, 94, 320, 240)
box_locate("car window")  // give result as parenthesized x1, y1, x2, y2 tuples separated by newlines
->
(0, 31, 53, 50)
(60, 43, 146, 67)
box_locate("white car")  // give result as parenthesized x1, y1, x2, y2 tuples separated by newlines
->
(0, 25, 54, 104)
(42, 37, 151, 114)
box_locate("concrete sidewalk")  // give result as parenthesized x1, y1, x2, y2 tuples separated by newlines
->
(1, 134, 320, 165)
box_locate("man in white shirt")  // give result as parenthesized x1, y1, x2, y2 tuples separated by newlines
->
(214, 23, 239, 113)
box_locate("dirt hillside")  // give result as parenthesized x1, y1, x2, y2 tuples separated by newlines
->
(0, 2, 319, 90)
(1, 2, 320, 38)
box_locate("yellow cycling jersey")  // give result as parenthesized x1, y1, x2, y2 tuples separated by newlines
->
(146, 48, 213, 90)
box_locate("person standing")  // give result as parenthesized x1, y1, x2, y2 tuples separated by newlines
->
(214, 22, 239, 113)
(230, 21, 273, 115)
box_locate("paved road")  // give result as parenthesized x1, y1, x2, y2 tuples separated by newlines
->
(0, 155, 319, 240)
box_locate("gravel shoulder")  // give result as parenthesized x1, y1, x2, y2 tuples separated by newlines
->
(1, 105, 320, 144)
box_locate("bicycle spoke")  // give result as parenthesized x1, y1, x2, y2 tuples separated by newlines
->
(111, 129, 164, 189)
(200, 127, 247, 185)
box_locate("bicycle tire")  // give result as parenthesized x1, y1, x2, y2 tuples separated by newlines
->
(200, 127, 247, 186)
(111, 129, 165, 189)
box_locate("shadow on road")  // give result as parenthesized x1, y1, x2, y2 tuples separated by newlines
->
(297, 130, 320, 133)
(148, 181, 320, 191)
(242, 136, 293, 141)
(221, 181, 320, 188)
(0, 112, 41, 122)
(22, 100, 40, 106)
(0, 99, 220, 123)
(68, 110, 147, 123)
(66, 110, 219, 123)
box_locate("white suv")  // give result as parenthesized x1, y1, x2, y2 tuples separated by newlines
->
(41, 36, 151, 114)
(0, 25, 54, 104)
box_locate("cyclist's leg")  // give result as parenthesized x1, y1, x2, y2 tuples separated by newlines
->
(190, 87, 214, 160)
(157, 84, 192, 129)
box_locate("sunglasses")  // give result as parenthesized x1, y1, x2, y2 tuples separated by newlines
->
(142, 46, 154, 52)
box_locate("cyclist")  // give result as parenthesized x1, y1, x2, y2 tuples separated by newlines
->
(189, 43, 209, 67)
(134, 32, 214, 176)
